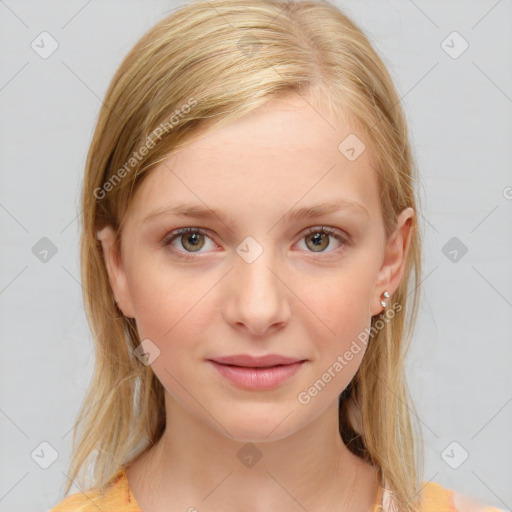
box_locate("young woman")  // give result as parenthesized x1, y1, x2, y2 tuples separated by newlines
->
(50, 1, 505, 511)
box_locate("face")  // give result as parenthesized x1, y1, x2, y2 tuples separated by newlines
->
(97, 94, 414, 442)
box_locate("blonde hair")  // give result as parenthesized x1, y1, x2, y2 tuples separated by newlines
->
(66, 1, 425, 510)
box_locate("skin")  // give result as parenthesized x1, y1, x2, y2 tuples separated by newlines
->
(97, 93, 414, 512)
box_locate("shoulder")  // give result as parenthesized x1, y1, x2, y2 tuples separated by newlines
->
(48, 470, 140, 512)
(419, 480, 509, 512)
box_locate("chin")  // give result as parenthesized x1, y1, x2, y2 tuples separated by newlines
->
(208, 406, 306, 443)
(225, 426, 292, 444)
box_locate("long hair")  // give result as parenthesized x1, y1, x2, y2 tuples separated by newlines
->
(65, 1, 424, 510)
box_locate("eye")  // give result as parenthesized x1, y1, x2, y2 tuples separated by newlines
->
(161, 225, 351, 260)
(161, 227, 215, 260)
(297, 226, 349, 254)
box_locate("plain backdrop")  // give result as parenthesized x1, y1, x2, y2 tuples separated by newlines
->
(0, 1, 511, 511)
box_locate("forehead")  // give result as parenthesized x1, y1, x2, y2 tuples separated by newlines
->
(129, 94, 381, 225)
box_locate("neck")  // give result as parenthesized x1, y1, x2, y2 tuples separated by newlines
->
(129, 393, 380, 512)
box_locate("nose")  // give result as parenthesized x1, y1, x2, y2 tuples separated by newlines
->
(222, 244, 291, 336)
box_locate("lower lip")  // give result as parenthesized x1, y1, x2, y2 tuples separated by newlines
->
(208, 360, 305, 390)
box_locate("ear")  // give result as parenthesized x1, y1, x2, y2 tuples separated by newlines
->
(370, 207, 415, 317)
(96, 225, 136, 319)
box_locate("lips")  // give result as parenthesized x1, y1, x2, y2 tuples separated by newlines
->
(208, 357, 306, 390)
(209, 354, 305, 368)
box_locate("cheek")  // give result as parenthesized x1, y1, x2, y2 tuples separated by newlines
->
(297, 271, 373, 335)
(125, 265, 208, 399)
(125, 258, 217, 355)
(295, 274, 373, 383)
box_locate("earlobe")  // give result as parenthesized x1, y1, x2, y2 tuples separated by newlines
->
(96, 225, 136, 319)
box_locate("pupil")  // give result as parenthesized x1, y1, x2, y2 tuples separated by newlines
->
(312, 233, 322, 246)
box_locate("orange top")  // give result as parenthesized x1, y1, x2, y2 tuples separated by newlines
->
(49, 467, 507, 512)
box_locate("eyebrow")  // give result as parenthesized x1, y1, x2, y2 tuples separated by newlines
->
(142, 200, 369, 225)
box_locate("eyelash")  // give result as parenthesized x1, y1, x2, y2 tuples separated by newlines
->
(161, 226, 351, 261)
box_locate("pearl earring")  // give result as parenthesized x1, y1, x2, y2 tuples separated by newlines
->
(380, 290, 390, 308)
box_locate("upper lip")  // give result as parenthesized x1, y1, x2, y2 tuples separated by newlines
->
(209, 354, 306, 368)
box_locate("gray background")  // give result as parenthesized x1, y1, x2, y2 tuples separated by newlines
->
(1, 1, 511, 511)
